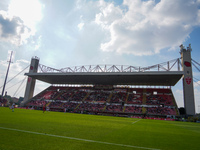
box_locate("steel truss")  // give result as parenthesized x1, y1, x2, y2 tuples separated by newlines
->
(38, 58, 182, 73)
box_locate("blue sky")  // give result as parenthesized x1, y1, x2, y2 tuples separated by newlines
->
(0, 0, 200, 112)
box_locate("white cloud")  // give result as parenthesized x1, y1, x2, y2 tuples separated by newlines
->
(78, 22, 84, 30)
(194, 81, 200, 87)
(95, 1, 123, 28)
(33, 35, 42, 50)
(0, 12, 29, 45)
(8, 0, 43, 33)
(94, 0, 200, 55)
(0, 0, 43, 46)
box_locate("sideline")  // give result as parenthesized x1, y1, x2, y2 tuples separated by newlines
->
(0, 126, 160, 150)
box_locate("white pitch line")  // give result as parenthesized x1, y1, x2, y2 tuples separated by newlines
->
(132, 119, 141, 124)
(0, 126, 160, 150)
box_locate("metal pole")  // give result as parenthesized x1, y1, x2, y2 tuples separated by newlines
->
(1, 51, 13, 97)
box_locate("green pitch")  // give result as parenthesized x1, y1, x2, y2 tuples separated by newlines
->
(0, 107, 200, 150)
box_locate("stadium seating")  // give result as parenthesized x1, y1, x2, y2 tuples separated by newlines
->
(26, 86, 179, 117)
(125, 106, 142, 113)
(27, 99, 47, 106)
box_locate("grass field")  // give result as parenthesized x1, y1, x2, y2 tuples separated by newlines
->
(0, 107, 200, 150)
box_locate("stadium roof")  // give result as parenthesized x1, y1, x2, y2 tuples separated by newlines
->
(25, 71, 183, 86)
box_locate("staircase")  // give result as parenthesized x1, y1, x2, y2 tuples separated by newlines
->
(142, 89, 146, 105)
(123, 92, 130, 112)
(107, 92, 113, 103)
(83, 92, 90, 102)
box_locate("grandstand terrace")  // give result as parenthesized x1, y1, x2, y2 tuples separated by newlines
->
(26, 85, 179, 118)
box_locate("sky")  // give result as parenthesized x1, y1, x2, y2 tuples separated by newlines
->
(0, 0, 200, 112)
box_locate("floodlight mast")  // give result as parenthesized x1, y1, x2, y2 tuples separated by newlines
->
(1, 51, 13, 97)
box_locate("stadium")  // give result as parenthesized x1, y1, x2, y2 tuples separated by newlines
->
(1, 0, 200, 149)
(1, 44, 200, 150)
(20, 44, 195, 118)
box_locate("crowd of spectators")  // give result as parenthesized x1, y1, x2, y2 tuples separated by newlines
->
(85, 91, 110, 102)
(49, 101, 63, 108)
(26, 86, 178, 116)
(35, 90, 55, 100)
(127, 93, 142, 104)
(70, 91, 87, 101)
(0, 97, 7, 106)
(62, 102, 79, 110)
(110, 92, 127, 103)
(146, 94, 173, 106)
(58, 89, 75, 100)
(125, 106, 142, 113)
(77, 102, 105, 112)
(146, 107, 176, 115)
(27, 100, 47, 106)
(106, 104, 123, 112)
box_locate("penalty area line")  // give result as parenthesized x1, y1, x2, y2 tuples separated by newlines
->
(0, 126, 160, 150)
(132, 119, 141, 124)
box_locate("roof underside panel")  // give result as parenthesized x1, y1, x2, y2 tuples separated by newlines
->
(25, 71, 183, 86)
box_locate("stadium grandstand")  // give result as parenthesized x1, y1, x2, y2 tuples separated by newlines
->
(26, 85, 178, 118)
(20, 44, 196, 118)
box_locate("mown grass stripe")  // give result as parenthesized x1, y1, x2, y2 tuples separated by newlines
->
(0, 126, 160, 150)
(170, 124, 200, 128)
